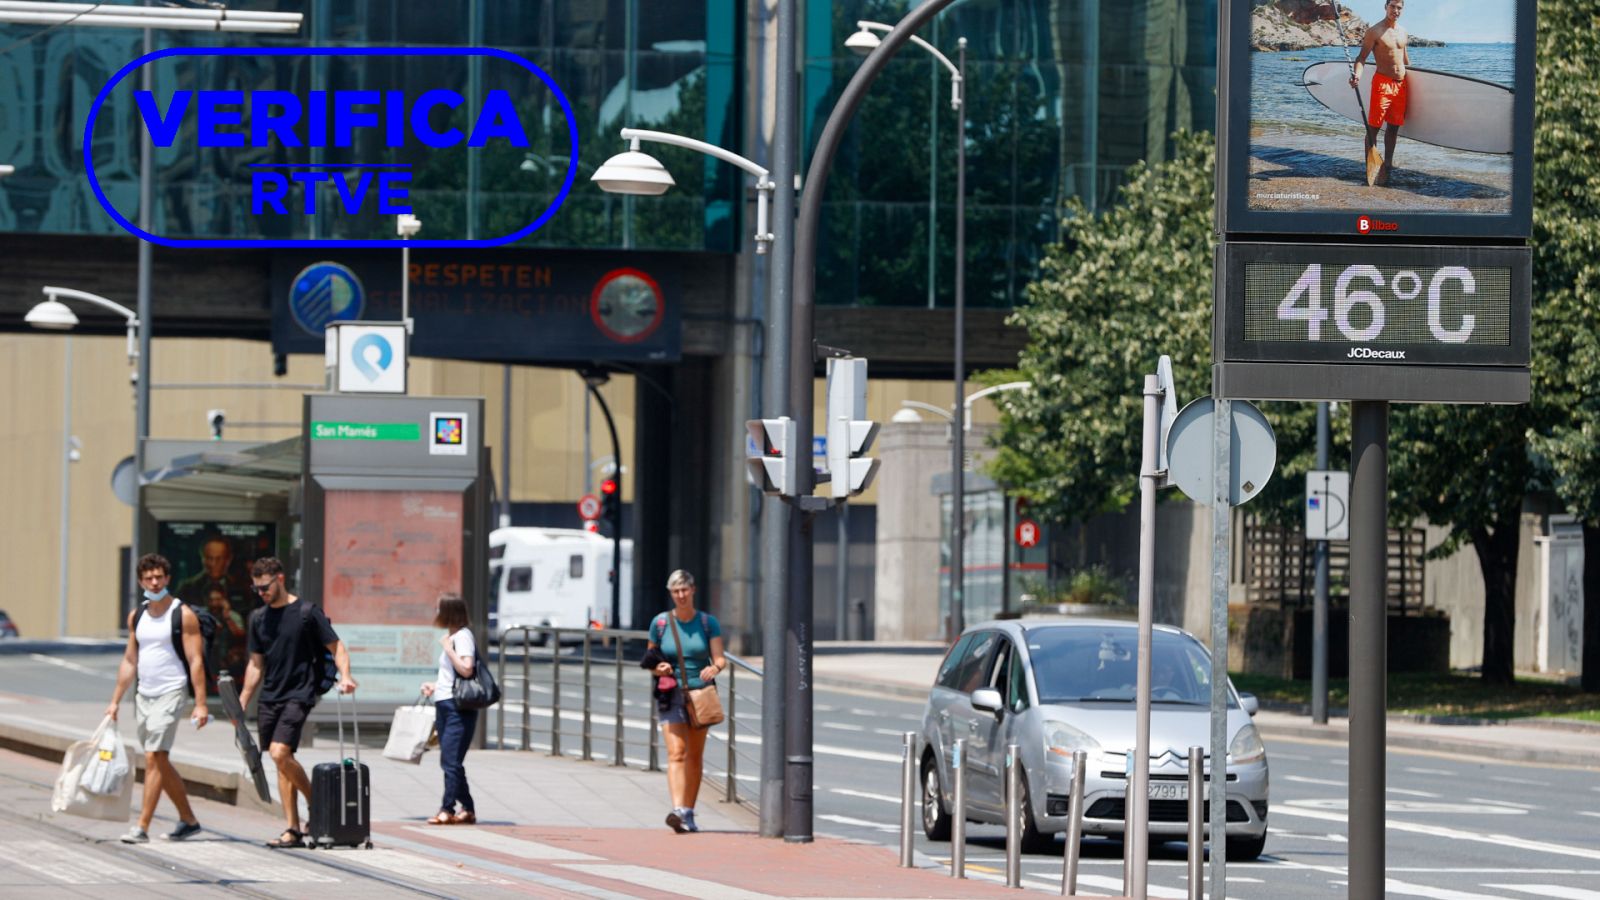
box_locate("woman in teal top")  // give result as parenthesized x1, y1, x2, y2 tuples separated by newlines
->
(646, 569, 726, 833)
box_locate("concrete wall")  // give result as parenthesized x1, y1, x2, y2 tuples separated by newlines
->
(1423, 504, 1555, 673)
(873, 421, 950, 641)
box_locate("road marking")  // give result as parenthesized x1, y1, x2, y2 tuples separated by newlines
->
(402, 826, 601, 860)
(1406, 767, 1457, 776)
(1379, 878, 1508, 899)
(1072, 873, 1189, 898)
(817, 813, 898, 832)
(558, 864, 778, 899)
(815, 704, 838, 712)
(1389, 787, 1441, 798)
(873, 728, 912, 736)
(1284, 775, 1345, 787)
(848, 708, 880, 717)
(140, 842, 339, 882)
(1269, 751, 1312, 761)
(336, 848, 513, 884)
(5, 840, 167, 884)
(1469, 797, 1537, 810)
(1485, 887, 1600, 899)
(1578, 812, 1600, 820)
(828, 787, 901, 804)
(1287, 798, 1525, 815)
(1274, 805, 1600, 861)
(28, 653, 115, 679)
(821, 722, 865, 732)
(1491, 775, 1550, 786)
(1270, 830, 1348, 843)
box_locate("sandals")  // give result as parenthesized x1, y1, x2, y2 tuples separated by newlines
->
(266, 828, 306, 849)
(425, 811, 453, 825)
(449, 811, 476, 825)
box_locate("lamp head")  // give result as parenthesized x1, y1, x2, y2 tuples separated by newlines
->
(844, 27, 881, 56)
(396, 213, 422, 237)
(0, 164, 14, 178)
(591, 149, 675, 196)
(26, 296, 79, 330)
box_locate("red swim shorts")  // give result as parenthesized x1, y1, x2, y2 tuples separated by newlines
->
(1367, 72, 1407, 128)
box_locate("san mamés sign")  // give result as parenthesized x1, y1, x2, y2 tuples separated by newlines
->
(85, 48, 577, 248)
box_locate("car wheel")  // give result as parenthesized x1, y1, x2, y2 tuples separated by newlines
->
(1225, 830, 1267, 861)
(921, 754, 952, 841)
(1015, 777, 1054, 854)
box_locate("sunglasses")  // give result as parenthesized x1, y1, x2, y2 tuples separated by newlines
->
(251, 581, 277, 595)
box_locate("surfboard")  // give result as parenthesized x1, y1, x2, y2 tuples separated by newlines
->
(1301, 62, 1513, 155)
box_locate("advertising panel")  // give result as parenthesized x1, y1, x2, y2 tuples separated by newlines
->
(156, 521, 278, 683)
(1220, 0, 1534, 238)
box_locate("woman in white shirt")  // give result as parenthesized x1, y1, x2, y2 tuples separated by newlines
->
(420, 593, 477, 825)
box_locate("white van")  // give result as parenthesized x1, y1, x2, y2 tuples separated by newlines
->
(488, 527, 634, 641)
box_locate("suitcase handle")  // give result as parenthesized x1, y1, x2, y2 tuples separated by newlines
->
(331, 688, 364, 830)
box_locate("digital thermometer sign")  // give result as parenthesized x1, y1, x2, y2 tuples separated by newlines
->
(1215, 243, 1530, 403)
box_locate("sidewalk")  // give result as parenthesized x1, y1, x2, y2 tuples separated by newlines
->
(0, 691, 1045, 898)
(807, 645, 1600, 770)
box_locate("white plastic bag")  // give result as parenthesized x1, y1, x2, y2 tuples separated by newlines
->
(52, 716, 134, 821)
(80, 717, 131, 795)
(382, 701, 434, 764)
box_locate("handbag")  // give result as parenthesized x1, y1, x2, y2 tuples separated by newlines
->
(453, 655, 501, 710)
(52, 715, 134, 822)
(382, 695, 435, 764)
(667, 613, 725, 728)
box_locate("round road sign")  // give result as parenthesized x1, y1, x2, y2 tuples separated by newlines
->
(577, 493, 601, 520)
(1015, 519, 1041, 548)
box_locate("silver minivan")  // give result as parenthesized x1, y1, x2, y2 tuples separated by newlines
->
(919, 619, 1269, 860)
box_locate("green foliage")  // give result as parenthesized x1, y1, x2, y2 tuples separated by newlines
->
(1528, 0, 1600, 526)
(1018, 565, 1129, 607)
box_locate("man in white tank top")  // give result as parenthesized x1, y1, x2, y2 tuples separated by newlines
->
(104, 553, 210, 844)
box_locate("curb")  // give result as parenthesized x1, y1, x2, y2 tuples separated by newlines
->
(0, 639, 125, 656)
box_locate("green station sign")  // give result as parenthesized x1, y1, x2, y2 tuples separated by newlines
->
(310, 421, 420, 441)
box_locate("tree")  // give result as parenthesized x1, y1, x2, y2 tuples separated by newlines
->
(1526, 0, 1600, 692)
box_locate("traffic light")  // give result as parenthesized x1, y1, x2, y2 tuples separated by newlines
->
(825, 358, 879, 498)
(745, 416, 797, 496)
(600, 476, 621, 535)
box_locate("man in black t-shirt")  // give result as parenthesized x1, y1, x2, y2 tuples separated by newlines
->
(239, 557, 357, 849)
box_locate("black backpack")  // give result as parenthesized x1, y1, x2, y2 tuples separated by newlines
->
(134, 601, 219, 698)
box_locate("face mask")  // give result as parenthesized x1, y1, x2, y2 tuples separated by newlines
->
(142, 587, 168, 603)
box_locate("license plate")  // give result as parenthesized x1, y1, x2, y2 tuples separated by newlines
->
(1149, 781, 1188, 801)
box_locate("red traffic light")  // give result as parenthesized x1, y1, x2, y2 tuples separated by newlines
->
(600, 478, 618, 495)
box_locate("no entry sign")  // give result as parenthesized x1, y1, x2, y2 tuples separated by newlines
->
(577, 493, 601, 520)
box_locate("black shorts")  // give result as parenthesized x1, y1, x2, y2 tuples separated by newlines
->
(258, 699, 311, 752)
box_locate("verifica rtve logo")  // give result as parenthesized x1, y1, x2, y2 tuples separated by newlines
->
(85, 48, 579, 249)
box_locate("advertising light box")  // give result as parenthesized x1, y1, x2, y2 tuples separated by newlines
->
(1214, 242, 1530, 403)
(1218, 0, 1534, 238)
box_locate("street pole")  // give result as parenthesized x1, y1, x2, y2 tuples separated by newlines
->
(1313, 402, 1330, 724)
(58, 336, 72, 637)
(835, 504, 849, 639)
(789, 0, 960, 842)
(1348, 401, 1388, 899)
(1208, 397, 1232, 900)
(500, 366, 512, 528)
(761, 0, 797, 840)
(132, 18, 153, 615)
(1130, 373, 1160, 897)
(949, 37, 967, 644)
(586, 382, 623, 630)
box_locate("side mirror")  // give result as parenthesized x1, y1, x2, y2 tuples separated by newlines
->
(1240, 692, 1259, 716)
(970, 687, 1004, 716)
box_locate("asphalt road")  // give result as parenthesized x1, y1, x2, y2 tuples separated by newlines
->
(6, 650, 1600, 898)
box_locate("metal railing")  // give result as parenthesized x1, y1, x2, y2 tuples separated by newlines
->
(491, 625, 765, 812)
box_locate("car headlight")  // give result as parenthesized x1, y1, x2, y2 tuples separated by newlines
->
(1044, 721, 1102, 759)
(1228, 723, 1265, 765)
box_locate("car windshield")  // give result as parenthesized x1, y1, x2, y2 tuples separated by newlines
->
(1026, 627, 1232, 707)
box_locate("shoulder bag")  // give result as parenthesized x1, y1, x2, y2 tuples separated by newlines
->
(668, 613, 724, 728)
(451, 633, 501, 710)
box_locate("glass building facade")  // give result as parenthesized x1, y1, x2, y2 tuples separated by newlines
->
(0, 0, 1215, 304)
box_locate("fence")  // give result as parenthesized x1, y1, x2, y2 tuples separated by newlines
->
(1244, 520, 1428, 613)
(492, 625, 764, 811)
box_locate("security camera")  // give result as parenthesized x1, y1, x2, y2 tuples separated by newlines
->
(207, 409, 225, 440)
(396, 213, 422, 237)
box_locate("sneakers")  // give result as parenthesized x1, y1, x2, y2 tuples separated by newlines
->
(120, 826, 149, 844)
(164, 821, 202, 841)
(682, 809, 700, 833)
(665, 809, 689, 834)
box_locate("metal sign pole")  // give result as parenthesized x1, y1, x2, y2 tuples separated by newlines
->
(1313, 402, 1331, 724)
(1130, 372, 1161, 897)
(1348, 401, 1388, 898)
(1207, 396, 1232, 899)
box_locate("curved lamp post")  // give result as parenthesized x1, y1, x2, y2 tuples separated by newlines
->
(592, 127, 776, 254)
(845, 20, 970, 644)
(27, 286, 140, 637)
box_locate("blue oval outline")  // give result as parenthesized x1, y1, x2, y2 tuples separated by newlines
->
(84, 47, 580, 248)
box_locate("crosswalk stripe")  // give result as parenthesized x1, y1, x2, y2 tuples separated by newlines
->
(817, 813, 898, 832)
(1276, 805, 1600, 861)
(402, 826, 602, 861)
(827, 788, 901, 804)
(334, 847, 514, 884)
(558, 863, 779, 899)
(141, 841, 340, 882)
(5, 840, 166, 884)
(1485, 887, 1600, 899)
(1380, 878, 1507, 899)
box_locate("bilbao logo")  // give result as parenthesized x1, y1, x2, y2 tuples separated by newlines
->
(1356, 215, 1398, 234)
(84, 48, 578, 248)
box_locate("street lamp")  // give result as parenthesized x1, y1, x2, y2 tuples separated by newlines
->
(845, 21, 969, 641)
(397, 213, 421, 335)
(27, 286, 140, 637)
(592, 128, 776, 254)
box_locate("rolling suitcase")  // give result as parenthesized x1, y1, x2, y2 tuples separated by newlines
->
(308, 690, 372, 849)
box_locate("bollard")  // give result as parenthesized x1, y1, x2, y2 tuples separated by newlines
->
(551, 629, 563, 757)
(1005, 743, 1021, 888)
(900, 732, 917, 867)
(1123, 749, 1133, 893)
(581, 632, 593, 761)
(726, 665, 738, 803)
(1188, 745, 1204, 900)
(520, 630, 531, 751)
(613, 638, 625, 766)
(496, 635, 507, 749)
(951, 738, 967, 878)
(648, 690, 660, 771)
(1061, 749, 1086, 896)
